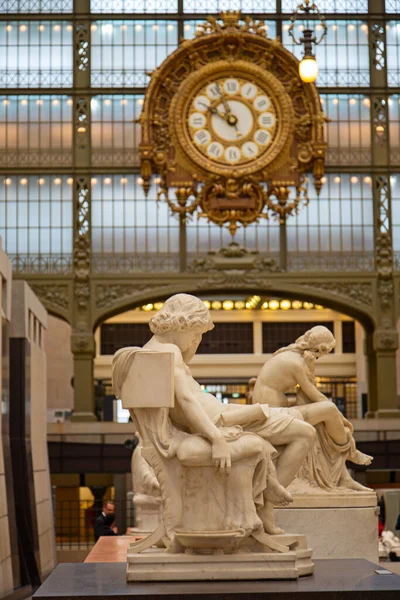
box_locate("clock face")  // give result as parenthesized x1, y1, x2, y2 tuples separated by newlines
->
(187, 77, 277, 167)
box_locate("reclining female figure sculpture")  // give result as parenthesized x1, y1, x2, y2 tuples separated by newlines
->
(252, 325, 373, 493)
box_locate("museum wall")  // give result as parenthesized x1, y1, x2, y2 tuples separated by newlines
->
(9, 282, 56, 581)
(45, 316, 74, 412)
(0, 240, 13, 598)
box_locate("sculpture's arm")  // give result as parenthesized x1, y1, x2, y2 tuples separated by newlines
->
(171, 347, 232, 474)
(294, 365, 327, 403)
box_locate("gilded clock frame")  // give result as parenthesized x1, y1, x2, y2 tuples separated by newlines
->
(170, 62, 292, 178)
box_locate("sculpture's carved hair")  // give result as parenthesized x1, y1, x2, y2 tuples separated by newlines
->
(273, 325, 336, 357)
(149, 293, 214, 334)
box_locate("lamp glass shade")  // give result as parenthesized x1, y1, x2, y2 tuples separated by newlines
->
(299, 57, 319, 83)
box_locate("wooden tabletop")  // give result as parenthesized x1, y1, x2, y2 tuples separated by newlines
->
(85, 536, 143, 563)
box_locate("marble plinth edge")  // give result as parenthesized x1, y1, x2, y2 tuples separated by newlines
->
(275, 505, 378, 562)
(283, 491, 377, 508)
(126, 548, 313, 581)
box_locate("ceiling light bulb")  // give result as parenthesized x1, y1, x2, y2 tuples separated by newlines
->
(299, 57, 318, 83)
(54, 178, 62, 185)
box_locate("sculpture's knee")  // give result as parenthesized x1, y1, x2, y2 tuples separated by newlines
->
(301, 422, 317, 444)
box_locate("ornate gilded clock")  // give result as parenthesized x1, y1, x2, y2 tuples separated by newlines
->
(139, 12, 326, 234)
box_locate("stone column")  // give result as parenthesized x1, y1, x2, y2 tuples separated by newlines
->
(0, 239, 14, 598)
(9, 282, 56, 584)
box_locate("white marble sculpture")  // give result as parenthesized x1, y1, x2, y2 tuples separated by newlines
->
(131, 436, 162, 532)
(112, 293, 316, 581)
(252, 326, 373, 496)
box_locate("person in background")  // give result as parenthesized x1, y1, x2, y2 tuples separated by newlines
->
(94, 500, 118, 542)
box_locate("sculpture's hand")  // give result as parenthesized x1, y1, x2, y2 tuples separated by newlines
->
(212, 436, 231, 475)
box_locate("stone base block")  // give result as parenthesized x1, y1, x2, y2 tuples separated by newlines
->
(126, 534, 313, 582)
(275, 505, 378, 562)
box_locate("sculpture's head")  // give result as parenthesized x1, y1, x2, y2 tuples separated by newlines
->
(149, 294, 214, 362)
(296, 325, 336, 357)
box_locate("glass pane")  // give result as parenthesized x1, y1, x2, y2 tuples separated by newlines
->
(321, 94, 371, 166)
(0, 21, 73, 87)
(0, 95, 72, 167)
(0, 0, 73, 11)
(91, 176, 180, 273)
(183, 0, 276, 12)
(389, 95, 400, 165)
(282, 0, 368, 11)
(0, 175, 73, 273)
(91, 20, 178, 87)
(287, 174, 374, 271)
(387, 22, 400, 86)
(91, 95, 143, 167)
(91, 0, 178, 12)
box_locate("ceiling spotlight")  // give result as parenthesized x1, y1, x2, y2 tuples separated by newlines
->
(54, 178, 62, 185)
(38, 178, 45, 185)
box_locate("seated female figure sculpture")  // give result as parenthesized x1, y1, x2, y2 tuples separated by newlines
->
(252, 326, 373, 493)
(113, 294, 318, 538)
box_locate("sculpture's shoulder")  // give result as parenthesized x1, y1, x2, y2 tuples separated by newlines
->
(145, 341, 184, 367)
(269, 350, 305, 370)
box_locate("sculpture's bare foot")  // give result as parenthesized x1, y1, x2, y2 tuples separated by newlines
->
(259, 502, 285, 535)
(349, 450, 373, 466)
(266, 474, 293, 507)
(340, 477, 374, 492)
(339, 470, 373, 492)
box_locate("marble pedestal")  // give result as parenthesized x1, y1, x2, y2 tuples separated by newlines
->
(133, 493, 161, 533)
(275, 492, 378, 562)
(126, 534, 313, 581)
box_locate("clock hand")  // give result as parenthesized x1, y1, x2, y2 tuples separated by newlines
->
(198, 102, 228, 121)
